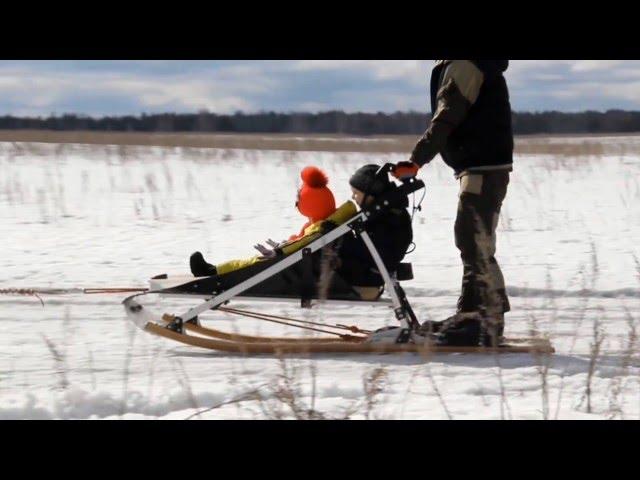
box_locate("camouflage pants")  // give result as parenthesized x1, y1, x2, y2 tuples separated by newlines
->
(454, 171, 510, 317)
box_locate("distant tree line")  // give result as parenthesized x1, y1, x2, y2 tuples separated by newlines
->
(2, 110, 640, 135)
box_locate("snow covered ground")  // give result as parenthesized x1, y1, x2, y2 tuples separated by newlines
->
(1, 139, 639, 419)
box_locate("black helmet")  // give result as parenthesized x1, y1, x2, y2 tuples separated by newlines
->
(349, 164, 391, 196)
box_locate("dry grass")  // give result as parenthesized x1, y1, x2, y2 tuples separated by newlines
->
(184, 385, 266, 420)
(258, 357, 324, 420)
(41, 335, 69, 392)
(213, 358, 393, 420)
(578, 316, 606, 414)
(423, 362, 453, 420)
(2, 130, 639, 155)
(514, 134, 640, 156)
(552, 265, 590, 419)
(0, 130, 417, 153)
(119, 323, 138, 417)
(607, 309, 637, 419)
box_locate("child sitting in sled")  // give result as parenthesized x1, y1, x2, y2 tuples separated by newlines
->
(189, 165, 342, 277)
(333, 164, 413, 299)
(188, 164, 413, 301)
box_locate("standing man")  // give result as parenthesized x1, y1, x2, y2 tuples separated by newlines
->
(393, 60, 513, 347)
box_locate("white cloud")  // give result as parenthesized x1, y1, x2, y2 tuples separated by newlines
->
(570, 60, 625, 72)
(506, 60, 640, 110)
(2, 60, 640, 115)
(101, 76, 256, 111)
(0, 63, 273, 114)
(296, 101, 331, 112)
(560, 80, 640, 107)
(292, 60, 430, 85)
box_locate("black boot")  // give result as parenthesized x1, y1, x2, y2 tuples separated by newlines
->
(480, 314, 505, 347)
(435, 312, 482, 346)
(417, 319, 447, 336)
(190, 251, 217, 277)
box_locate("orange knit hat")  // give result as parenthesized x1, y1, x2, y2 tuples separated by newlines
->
(296, 166, 336, 223)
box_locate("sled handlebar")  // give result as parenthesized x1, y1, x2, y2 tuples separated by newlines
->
(376, 163, 396, 181)
(360, 172, 425, 224)
(376, 163, 425, 192)
(378, 163, 423, 187)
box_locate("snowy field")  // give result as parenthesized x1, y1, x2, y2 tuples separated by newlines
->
(1, 138, 639, 419)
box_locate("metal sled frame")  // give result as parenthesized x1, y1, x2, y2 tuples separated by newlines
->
(149, 177, 424, 331)
(151, 289, 394, 306)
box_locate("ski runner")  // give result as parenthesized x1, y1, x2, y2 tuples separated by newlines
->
(393, 60, 513, 347)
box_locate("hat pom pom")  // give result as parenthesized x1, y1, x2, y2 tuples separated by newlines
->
(301, 166, 328, 188)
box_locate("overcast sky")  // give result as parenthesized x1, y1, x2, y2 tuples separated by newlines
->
(0, 60, 638, 116)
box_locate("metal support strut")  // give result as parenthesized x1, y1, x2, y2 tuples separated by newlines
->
(358, 228, 420, 337)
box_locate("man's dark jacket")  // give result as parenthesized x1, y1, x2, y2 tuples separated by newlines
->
(412, 60, 514, 176)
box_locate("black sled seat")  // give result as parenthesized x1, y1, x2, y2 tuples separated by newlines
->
(227, 249, 414, 302)
(157, 254, 414, 303)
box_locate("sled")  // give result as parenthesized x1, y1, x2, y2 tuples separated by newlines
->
(122, 165, 555, 356)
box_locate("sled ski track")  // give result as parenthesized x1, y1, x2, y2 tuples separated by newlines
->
(144, 323, 555, 355)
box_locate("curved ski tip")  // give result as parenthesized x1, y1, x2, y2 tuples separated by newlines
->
(126, 301, 143, 313)
(123, 297, 153, 330)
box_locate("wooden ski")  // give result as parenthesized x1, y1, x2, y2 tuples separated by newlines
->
(183, 322, 365, 343)
(145, 323, 555, 355)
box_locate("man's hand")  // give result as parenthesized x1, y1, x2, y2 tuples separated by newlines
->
(392, 161, 420, 180)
